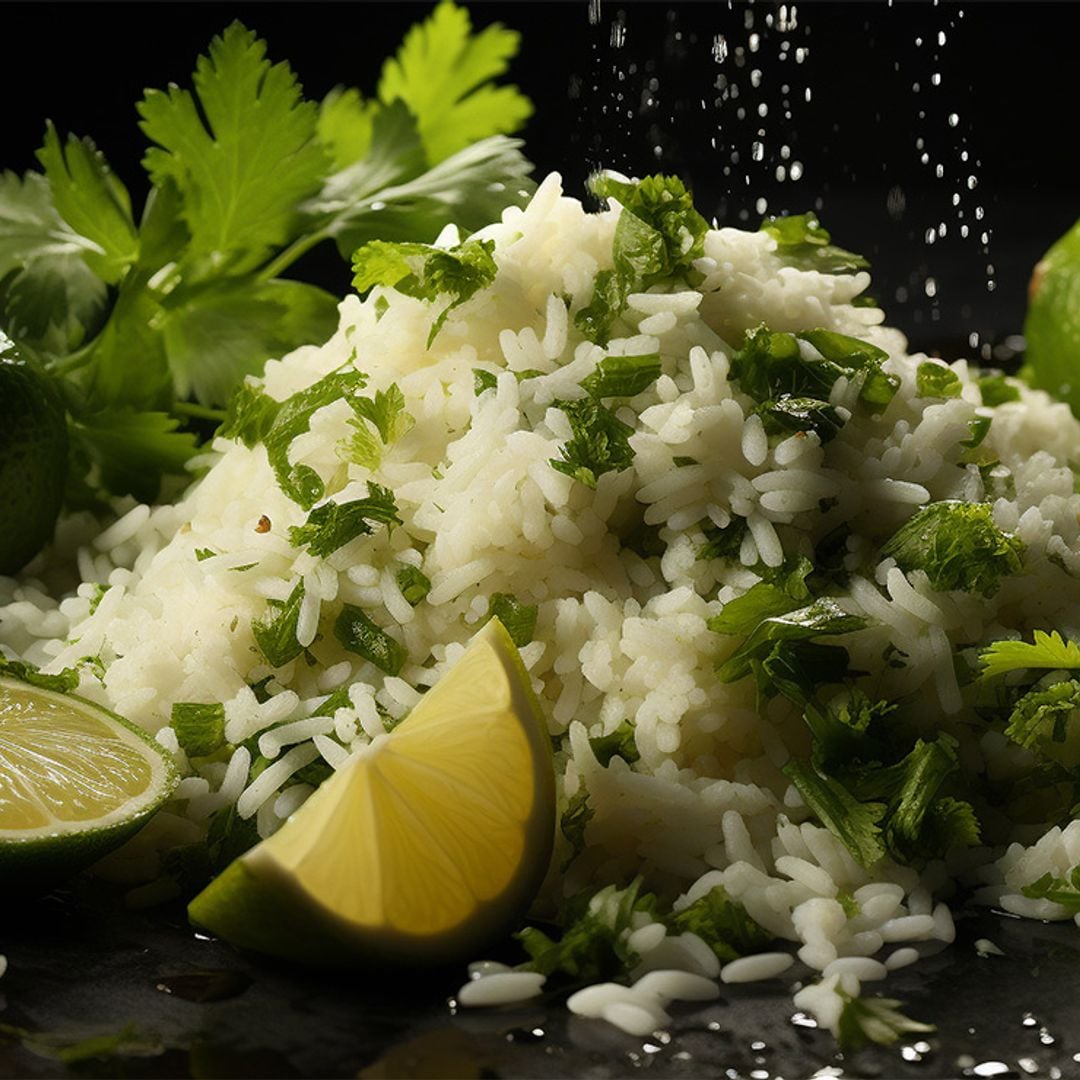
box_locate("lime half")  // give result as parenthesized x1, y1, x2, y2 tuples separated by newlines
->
(189, 618, 557, 966)
(0, 675, 179, 890)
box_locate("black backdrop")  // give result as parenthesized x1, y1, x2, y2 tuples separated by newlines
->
(5, 1, 1077, 357)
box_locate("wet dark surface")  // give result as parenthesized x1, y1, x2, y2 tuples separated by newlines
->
(2, 886, 1079, 1079)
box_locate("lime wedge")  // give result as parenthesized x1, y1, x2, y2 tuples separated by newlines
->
(189, 618, 556, 966)
(0, 675, 179, 889)
(1024, 217, 1080, 412)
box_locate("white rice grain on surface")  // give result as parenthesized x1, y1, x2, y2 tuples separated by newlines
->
(719, 952, 795, 984)
(457, 972, 546, 1007)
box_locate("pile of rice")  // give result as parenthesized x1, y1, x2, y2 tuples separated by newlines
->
(4, 172, 1080, 1037)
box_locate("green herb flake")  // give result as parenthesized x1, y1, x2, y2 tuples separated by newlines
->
(351, 237, 498, 346)
(252, 579, 306, 668)
(581, 353, 662, 399)
(836, 991, 935, 1053)
(978, 372, 1021, 407)
(194, 547, 217, 561)
(488, 593, 538, 647)
(916, 360, 963, 399)
(881, 500, 1025, 597)
(559, 788, 593, 871)
(288, 484, 400, 557)
(667, 885, 772, 963)
(589, 719, 640, 767)
(755, 395, 847, 443)
(0, 658, 81, 693)
(1004, 679, 1080, 751)
(760, 211, 870, 275)
(396, 564, 432, 606)
(263, 370, 369, 508)
(170, 701, 227, 757)
(334, 603, 407, 675)
(550, 397, 635, 488)
(1020, 866, 1080, 913)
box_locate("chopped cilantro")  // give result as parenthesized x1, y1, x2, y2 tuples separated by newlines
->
(783, 758, 887, 868)
(979, 629, 1080, 679)
(916, 360, 962, 398)
(333, 604, 407, 675)
(836, 991, 935, 1052)
(396, 564, 432, 606)
(170, 702, 227, 757)
(194, 547, 217, 561)
(755, 395, 847, 443)
(881, 501, 1025, 597)
(668, 885, 772, 962)
(759, 212, 870, 275)
(978, 372, 1021, 407)
(575, 174, 708, 344)
(0, 658, 80, 693)
(961, 414, 993, 449)
(288, 485, 400, 557)
(1004, 679, 1080, 751)
(581, 353, 662, 399)
(699, 516, 748, 562)
(549, 397, 635, 488)
(730, 325, 896, 409)
(345, 383, 414, 469)
(262, 370, 369, 508)
(516, 877, 660, 981)
(1020, 866, 1080, 913)
(488, 593, 538, 647)
(560, 789, 593, 871)
(252, 579, 305, 667)
(589, 719, 640, 767)
(473, 368, 498, 394)
(352, 237, 498, 345)
(218, 381, 282, 447)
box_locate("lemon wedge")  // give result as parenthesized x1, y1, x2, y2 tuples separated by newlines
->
(0, 674, 179, 890)
(189, 617, 556, 965)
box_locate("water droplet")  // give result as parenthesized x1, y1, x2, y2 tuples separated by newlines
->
(948, 112, 960, 127)
(749, 32, 761, 52)
(935, 163, 945, 178)
(931, 71, 943, 86)
(756, 196, 769, 215)
(712, 34, 729, 63)
(757, 102, 769, 118)
(967, 175, 978, 190)
(752, 141, 765, 162)
(925, 277, 938, 298)
(789, 161, 804, 181)
(776, 165, 787, 182)
(972, 1063, 1011, 1079)
(588, 0, 602, 26)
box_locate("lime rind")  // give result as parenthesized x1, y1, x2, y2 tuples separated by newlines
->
(189, 617, 557, 967)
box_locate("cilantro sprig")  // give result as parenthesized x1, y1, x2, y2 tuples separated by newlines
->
(0, 2, 533, 542)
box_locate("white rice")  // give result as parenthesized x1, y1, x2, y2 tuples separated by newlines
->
(4, 171, 1080, 1039)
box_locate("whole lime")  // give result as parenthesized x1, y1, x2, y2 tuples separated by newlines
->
(0, 335, 69, 575)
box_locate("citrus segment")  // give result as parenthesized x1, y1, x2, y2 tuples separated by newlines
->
(189, 618, 556, 965)
(0, 675, 179, 887)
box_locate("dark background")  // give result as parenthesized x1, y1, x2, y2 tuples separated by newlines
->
(4, 1, 1077, 358)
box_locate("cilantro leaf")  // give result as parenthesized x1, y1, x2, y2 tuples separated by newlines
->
(263, 370, 369, 508)
(252, 579, 306, 668)
(0, 170, 108, 354)
(219, 380, 282, 447)
(1020, 866, 1080, 913)
(760, 212, 870, 275)
(1004, 679, 1080, 751)
(884, 736, 965, 861)
(288, 484, 400, 557)
(836, 991, 934, 1053)
(589, 719, 640, 767)
(699, 516, 749, 562)
(550, 397, 635, 488)
(396, 564, 431, 606)
(668, 886, 772, 963)
(170, 702, 227, 757)
(881, 501, 1025, 597)
(317, 86, 379, 171)
(36, 123, 138, 285)
(783, 758, 887, 868)
(576, 174, 707, 345)
(376, 0, 532, 165)
(333, 604, 407, 675)
(979, 629, 1080, 679)
(138, 21, 328, 277)
(162, 279, 338, 407)
(67, 408, 198, 503)
(581, 353, 662, 399)
(0, 657, 81, 693)
(517, 878, 659, 981)
(916, 360, 963, 399)
(755, 395, 847, 443)
(559, 789, 593, 871)
(488, 593, 538, 647)
(730, 325, 896, 409)
(352, 236, 497, 346)
(978, 372, 1021, 407)
(345, 383, 415, 469)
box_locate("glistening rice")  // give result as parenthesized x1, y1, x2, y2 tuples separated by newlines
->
(4, 171, 1080, 1040)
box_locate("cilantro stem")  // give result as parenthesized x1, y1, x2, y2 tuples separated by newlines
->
(172, 401, 227, 423)
(49, 340, 98, 377)
(256, 227, 332, 284)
